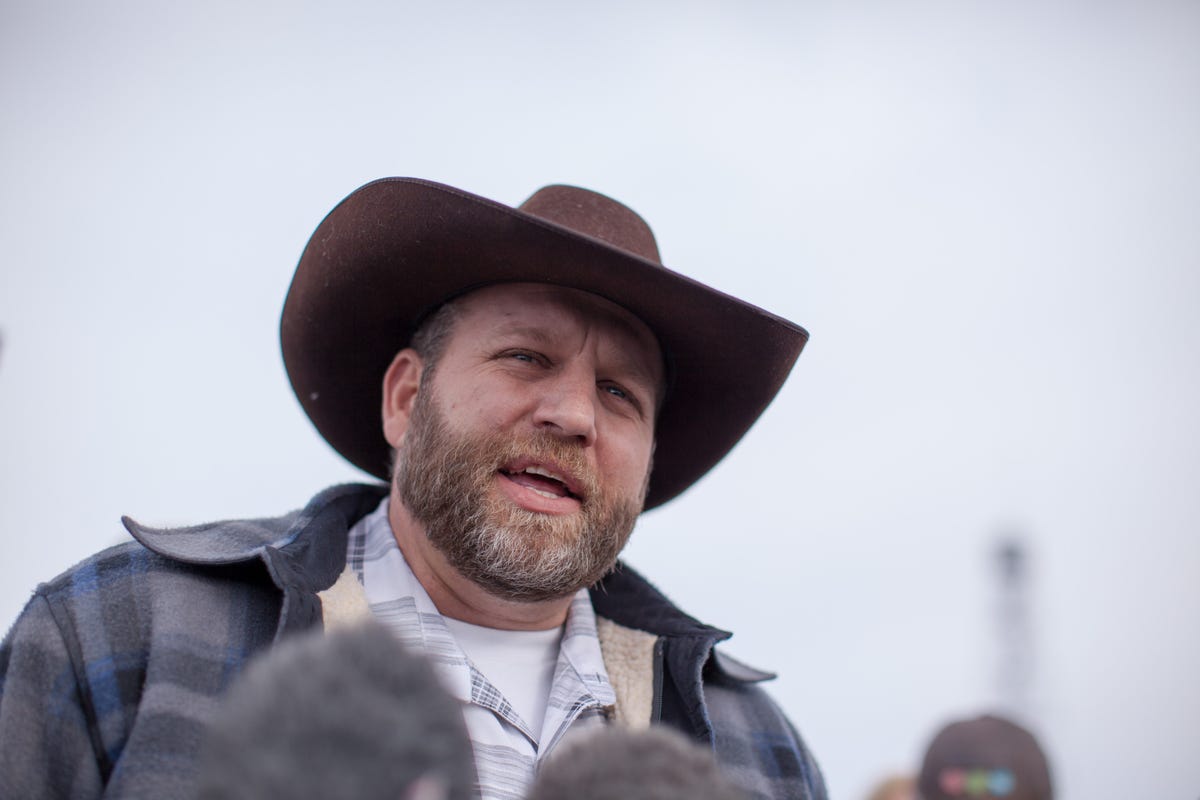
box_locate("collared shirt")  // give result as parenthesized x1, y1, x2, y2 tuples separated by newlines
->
(346, 499, 616, 800)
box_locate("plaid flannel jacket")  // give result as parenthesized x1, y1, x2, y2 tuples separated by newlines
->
(0, 483, 827, 799)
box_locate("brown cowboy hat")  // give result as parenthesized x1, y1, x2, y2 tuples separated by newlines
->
(281, 178, 808, 510)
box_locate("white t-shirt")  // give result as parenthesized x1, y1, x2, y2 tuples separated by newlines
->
(441, 616, 562, 738)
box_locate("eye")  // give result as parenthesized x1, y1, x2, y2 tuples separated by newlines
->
(603, 384, 629, 400)
(498, 348, 544, 365)
(600, 382, 645, 416)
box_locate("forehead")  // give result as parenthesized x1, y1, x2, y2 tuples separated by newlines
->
(451, 282, 663, 379)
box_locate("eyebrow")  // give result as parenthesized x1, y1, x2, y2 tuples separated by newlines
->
(495, 324, 557, 347)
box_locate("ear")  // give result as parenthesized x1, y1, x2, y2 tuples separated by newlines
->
(381, 348, 425, 448)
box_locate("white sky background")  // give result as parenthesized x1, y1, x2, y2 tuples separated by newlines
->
(1, 1, 1197, 797)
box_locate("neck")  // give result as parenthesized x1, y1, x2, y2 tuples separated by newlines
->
(386, 492, 574, 631)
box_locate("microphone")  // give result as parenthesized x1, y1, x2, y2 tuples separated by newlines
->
(197, 620, 476, 800)
(527, 725, 747, 800)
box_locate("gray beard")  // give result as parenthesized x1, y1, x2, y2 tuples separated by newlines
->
(394, 386, 646, 602)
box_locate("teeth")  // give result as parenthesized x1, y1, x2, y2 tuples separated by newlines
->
(531, 488, 560, 500)
(523, 465, 565, 483)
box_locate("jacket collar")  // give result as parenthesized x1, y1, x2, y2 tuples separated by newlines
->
(123, 483, 387, 636)
(590, 562, 730, 641)
(591, 562, 775, 685)
(123, 483, 774, 683)
(123, 483, 384, 567)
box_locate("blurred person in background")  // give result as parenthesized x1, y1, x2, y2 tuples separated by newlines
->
(0, 178, 824, 799)
(864, 774, 916, 800)
(916, 714, 1052, 800)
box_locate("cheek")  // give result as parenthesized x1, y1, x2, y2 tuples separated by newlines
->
(601, 435, 655, 492)
(444, 380, 523, 426)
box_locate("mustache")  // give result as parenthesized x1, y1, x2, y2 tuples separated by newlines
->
(487, 430, 601, 502)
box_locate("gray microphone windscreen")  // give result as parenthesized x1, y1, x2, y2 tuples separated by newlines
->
(197, 620, 475, 800)
(527, 726, 747, 800)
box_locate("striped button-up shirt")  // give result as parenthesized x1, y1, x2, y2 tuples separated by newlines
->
(347, 499, 615, 800)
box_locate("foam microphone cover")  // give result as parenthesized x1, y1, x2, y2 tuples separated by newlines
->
(197, 620, 475, 800)
(527, 726, 747, 800)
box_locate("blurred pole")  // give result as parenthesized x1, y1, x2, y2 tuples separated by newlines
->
(993, 535, 1034, 722)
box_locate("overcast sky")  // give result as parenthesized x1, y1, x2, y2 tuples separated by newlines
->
(2, 1, 1198, 797)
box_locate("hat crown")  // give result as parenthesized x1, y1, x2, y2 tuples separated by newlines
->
(519, 185, 661, 264)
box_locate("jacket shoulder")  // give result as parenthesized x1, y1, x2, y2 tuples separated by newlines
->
(1, 484, 384, 796)
(703, 677, 828, 800)
(10, 539, 283, 793)
(34, 537, 279, 637)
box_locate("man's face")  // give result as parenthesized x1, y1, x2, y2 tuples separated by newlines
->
(390, 283, 663, 602)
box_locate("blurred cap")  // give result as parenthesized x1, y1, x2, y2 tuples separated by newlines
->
(917, 714, 1052, 800)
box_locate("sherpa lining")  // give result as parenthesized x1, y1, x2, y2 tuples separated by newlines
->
(318, 567, 373, 629)
(594, 616, 656, 729)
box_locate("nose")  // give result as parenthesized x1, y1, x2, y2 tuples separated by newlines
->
(532, 367, 597, 446)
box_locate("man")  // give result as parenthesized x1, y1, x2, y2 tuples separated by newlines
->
(0, 178, 826, 799)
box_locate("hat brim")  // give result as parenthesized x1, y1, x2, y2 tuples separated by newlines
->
(281, 178, 808, 510)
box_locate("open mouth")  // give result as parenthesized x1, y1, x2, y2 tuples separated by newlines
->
(499, 464, 583, 501)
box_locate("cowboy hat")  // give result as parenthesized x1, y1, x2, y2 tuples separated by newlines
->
(281, 178, 808, 509)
